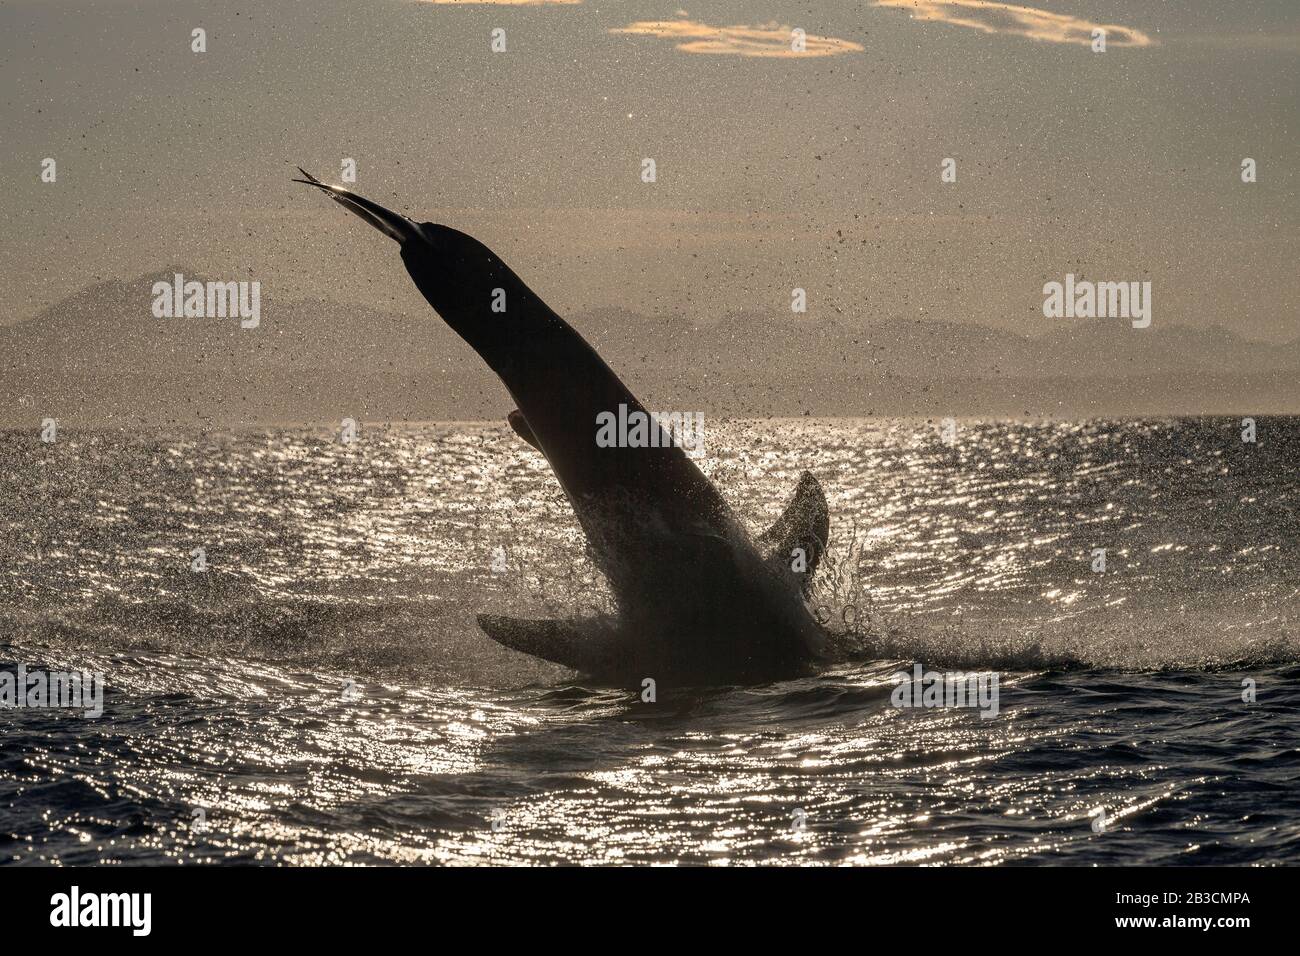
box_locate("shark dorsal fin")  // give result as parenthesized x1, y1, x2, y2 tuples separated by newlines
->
(760, 471, 829, 595)
(508, 409, 542, 452)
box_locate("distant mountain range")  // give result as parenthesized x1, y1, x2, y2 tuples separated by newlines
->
(2, 269, 1296, 427)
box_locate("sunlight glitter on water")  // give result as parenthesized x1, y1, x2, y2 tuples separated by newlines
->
(1, 418, 1298, 864)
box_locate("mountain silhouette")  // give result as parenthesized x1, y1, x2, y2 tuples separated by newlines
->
(1, 270, 1295, 426)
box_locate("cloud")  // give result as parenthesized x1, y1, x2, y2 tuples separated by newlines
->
(418, 1, 582, 6)
(610, 19, 865, 57)
(874, 0, 1153, 48)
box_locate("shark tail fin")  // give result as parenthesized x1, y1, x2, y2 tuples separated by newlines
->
(760, 471, 829, 595)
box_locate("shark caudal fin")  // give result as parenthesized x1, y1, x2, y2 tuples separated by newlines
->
(760, 471, 829, 595)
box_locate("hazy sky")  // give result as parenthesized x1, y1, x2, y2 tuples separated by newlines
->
(1, 1, 1296, 340)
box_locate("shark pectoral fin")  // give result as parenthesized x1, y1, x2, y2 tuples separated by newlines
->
(477, 613, 603, 671)
(507, 409, 543, 453)
(761, 471, 830, 594)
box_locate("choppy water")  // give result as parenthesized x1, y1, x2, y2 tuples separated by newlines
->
(1, 418, 1297, 865)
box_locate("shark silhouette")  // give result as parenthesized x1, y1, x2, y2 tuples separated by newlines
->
(296, 169, 832, 684)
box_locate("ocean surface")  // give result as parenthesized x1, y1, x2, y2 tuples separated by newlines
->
(1, 417, 1297, 865)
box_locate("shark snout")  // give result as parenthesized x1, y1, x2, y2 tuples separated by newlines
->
(293, 167, 427, 245)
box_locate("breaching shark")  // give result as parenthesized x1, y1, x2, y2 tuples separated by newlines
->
(296, 169, 834, 684)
